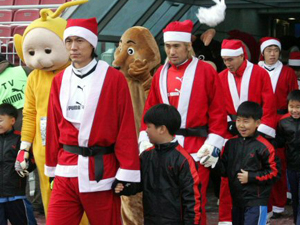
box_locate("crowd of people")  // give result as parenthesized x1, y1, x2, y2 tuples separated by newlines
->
(0, 14, 300, 225)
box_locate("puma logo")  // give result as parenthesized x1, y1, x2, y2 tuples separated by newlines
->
(12, 85, 24, 94)
(77, 85, 84, 91)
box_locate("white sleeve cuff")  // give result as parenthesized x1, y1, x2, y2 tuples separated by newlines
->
(138, 131, 149, 144)
(44, 165, 56, 177)
(205, 133, 225, 150)
(115, 168, 141, 182)
(257, 124, 276, 138)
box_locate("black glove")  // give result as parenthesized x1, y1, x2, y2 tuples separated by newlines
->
(111, 179, 140, 196)
(228, 121, 239, 136)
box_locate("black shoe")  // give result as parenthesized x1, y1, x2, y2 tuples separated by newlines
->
(271, 212, 282, 219)
(286, 198, 293, 205)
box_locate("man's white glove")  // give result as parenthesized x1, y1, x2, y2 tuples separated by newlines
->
(197, 143, 220, 168)
(139, 140, 153, 154)
(15, 142, 31, 177)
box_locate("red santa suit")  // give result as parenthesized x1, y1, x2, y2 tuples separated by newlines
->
(258, 60, 298, 215)
(218, 39, 277, 225)
(45, 59, 140, 225)
(139, 56, 227, 225)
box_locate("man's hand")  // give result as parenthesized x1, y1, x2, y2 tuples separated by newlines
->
(197, 144, 220, 168)
(139, 140, 153, 154)
(237, 169, 248, 184)
(114, 183, 125, 194)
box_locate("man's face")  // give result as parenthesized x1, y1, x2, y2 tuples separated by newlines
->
(288, 100, 300, 119)
(65, 36, 94, 68)
(222, 55, 244, 73)
(263, 45, 280, 65)
(165, 42, 190, 65)
(0, 115, 15, 134)
(236, 116, 260, 138)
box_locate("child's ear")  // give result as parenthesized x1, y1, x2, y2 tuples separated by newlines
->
(159, 125, 167, 134)
(255, 119, 261, 127)
(11, 117, 16, 126)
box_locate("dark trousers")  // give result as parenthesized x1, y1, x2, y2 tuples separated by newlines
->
(0, 199, 37, 225)
(287, 170, 300, 225)
(232, 205, 267, 225)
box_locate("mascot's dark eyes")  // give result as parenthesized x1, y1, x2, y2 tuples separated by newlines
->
(45, 49, 52, 54)
(127, 47, 135, 55)
(29, 50, 35, 56)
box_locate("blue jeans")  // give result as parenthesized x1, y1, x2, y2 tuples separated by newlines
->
(287, 170, 300, 225)
(232, 205, 267, 225)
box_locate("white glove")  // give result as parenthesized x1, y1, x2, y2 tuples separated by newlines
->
(139, 140, 153, 154)
(197, 143, 220, 168)
(15, 142, 31, 177)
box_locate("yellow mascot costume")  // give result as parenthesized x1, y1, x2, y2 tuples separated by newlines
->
(13, 1, 89, 223)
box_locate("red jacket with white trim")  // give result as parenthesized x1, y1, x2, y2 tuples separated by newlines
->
(45, 61, 140, 193)
(219, 60, 277, 138)
(219, 132, 280, 207)
(139, 57, 227, 156)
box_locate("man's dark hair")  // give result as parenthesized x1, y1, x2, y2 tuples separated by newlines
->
(237, 101, 262, 120)
(0, 103, 18, 120)
(287, 90, 300, 103)
(144, 104, 181, 135)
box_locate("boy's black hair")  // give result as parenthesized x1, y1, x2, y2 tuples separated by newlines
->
(237, 101, 262, 120)
(0, 103, 18, 120)
(287, 90, 300, 103)
(143, 104, 181, 136)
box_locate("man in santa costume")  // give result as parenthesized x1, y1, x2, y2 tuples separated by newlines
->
(258, 37, 298, 219)
(138, 20, 227, 225)
(288, 51, 300, 89)
(44, 17, 140, 225)
(218, 39, 277, 225)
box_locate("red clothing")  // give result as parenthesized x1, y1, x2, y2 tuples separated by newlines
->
(219, 60, 277, 138)
(139, 57, 227, 225)
(45, 61, 140, 193)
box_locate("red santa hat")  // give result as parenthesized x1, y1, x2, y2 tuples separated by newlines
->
(163, 20, 193, 43)
(63, 17, 98, 48)
(289, 52, 300, 67)
(260, 37, 281, 54)
(221, 39, 248, 59)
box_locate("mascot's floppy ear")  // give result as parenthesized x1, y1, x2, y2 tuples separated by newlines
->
(13, 0, 88, 63)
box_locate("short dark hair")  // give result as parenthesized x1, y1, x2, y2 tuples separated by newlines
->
(237, 101, 262, 120)
(144, 104, 181, 135)
(287, 90, 300, 103)
(0, 103, 18, 120)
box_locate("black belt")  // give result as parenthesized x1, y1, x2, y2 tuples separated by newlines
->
(277, 109, 288, 115)
(175, 126, 208, 137)
(63, 144, 114, 182)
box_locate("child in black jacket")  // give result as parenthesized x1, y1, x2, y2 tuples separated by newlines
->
(0, 103, 36, 225)
(113, 104, 201, 225)
(275, 90, 300, 224)
(218, 101, 280, 225)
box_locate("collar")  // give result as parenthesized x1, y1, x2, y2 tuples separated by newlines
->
(72, 58, 97, 78)
(262, 61, 280, 72)
(155, 139, 178, 151)
(232, 60, 247, 77)
(0, 128, 14, 137)
(238, 130, 259, 140)
(169, 58, 192, 70)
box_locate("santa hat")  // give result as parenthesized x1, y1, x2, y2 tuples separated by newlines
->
(163, 20, 193, 43)
(260, 37, 281, 54)
(289, 52, 300, 67)
(221, 39, 248, 59)
(63, 17, 98, 48)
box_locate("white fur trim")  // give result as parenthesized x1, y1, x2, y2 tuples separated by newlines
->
(257, 124, 276, 138)
(159, 57, 198, 148)
(64, 26, 98, 48)
(273, 206, 284, 213)
(228, 60, 253, 112)
(221, 47, 243, 57)
(164, 31, 191, 43)
(218, 222, 232, 225)
(54, 164, 78, 177)
(115, 168, 141, 182)
(204, 133, 224, 150)
(260, 39, 281, 53)
(44, 165, 56, 177)
(289, 59, 300, 66)
(138, 131, 149, 144)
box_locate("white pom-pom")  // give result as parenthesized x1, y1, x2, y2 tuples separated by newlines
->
(196, 0, 226, 27)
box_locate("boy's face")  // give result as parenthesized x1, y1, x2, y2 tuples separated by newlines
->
(0, 115, 15, 134)
(288, 100, 300, 119)
(146, 123, 163, 144)
(236, 116, 260, 137)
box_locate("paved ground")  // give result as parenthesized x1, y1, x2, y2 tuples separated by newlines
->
(32, 184, 295, 225)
